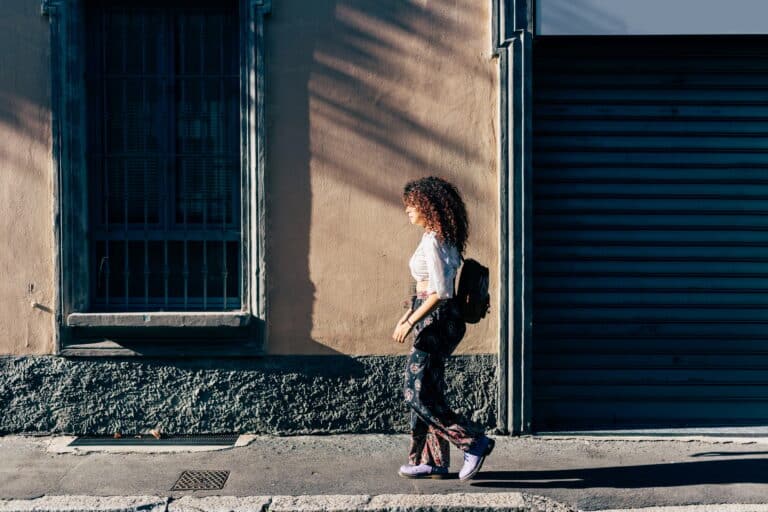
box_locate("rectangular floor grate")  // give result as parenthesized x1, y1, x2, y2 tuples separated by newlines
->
(171, 470, 230, 491)
(69, 434, 239, 447)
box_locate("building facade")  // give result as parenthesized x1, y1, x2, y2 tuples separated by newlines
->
(5, 0, 768, 436)
(0, 0, 499, 435)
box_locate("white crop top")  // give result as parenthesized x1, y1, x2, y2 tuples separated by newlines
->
(409, 231, 462, 299)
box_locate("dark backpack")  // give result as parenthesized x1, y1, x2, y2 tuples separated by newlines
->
(455, 258, 490, 324)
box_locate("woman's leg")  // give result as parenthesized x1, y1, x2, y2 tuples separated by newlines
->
(401, 353, 450, 478)
(404, 347, 483, 453)
(407, 412, 428, 465)
(407, 412, 450, 468)
(424, 425, 451, 467)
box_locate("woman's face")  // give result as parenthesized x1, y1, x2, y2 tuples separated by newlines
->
(405, 203, 427, 228)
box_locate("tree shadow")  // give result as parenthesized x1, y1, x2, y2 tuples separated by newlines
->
(266, 0, 496, 354)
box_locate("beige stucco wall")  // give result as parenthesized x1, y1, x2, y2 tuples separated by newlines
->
(0, 0, 498, 356)
(0, 0, 55, 355)
(266, 0, 498, 355)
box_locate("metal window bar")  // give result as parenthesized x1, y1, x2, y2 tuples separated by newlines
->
(199, 13, 209, 311)
(144, 157, 150, 307)
(87, 2, 241, 312)
(174, 10, 183, 311)
(179, 14, 189, 310)
(101, 9, 110, 309)
(120, 9, 128, 308)
(220, 13, 228, 310)
(142, 13, 150, 308)
(183, 159, 189, 310)
(123, 158, 129, 306)
(92, 230, 239, 241)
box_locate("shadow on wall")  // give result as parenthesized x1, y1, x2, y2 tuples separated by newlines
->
(267, 0, 495, 354)
(0, 0, 50, 168)
(539, 0, 628, 35)
(0, 0, 55, 355)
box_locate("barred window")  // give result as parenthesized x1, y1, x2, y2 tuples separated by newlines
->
(85, 0, 241, 311)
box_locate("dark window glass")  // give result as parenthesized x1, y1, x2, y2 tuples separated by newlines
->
(85, 1, 241, 311)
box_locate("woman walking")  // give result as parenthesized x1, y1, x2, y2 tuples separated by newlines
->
(392, 176, 494, 481)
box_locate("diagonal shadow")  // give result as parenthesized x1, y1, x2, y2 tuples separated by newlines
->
(690, 451, 768, 457)
(471, 458, 768, 489)
(266, 0, 496, 355)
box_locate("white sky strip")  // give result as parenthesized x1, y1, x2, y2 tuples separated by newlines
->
(537, 0, 768, 35)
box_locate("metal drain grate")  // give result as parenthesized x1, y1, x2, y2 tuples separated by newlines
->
(171, 470, 230, 491)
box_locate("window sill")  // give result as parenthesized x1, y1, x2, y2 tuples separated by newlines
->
(59, 340, 264, 357)
(66, 311, 252, 328)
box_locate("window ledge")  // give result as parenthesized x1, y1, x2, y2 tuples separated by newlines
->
(59, 340, 263, 357)
(66, 311, 252, 328)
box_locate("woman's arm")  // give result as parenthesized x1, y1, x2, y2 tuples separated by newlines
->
(393, 293, 441, 344)
(406, 293, 441, 325)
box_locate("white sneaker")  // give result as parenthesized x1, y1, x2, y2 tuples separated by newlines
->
(398, 463, 449, 479)
(458, 436, 495, 481)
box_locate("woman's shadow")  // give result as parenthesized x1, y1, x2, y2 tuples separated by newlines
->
(472, 457, 768, 489)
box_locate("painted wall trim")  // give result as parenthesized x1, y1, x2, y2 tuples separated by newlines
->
(245, 0, 271, 349)
(43, 0, 88, 353)
(67, 312, 251, 328)
(497, 47, 509, 434)
(43, 0, 270, 354)
(496, 0, 534, 435)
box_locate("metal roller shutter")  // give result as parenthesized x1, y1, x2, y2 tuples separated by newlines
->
(533, 37, 768, 430)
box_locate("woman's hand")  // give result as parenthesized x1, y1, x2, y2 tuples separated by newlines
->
(392, 319, 413, 344)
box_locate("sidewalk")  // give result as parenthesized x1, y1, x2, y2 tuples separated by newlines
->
(3, 434, 768, 511)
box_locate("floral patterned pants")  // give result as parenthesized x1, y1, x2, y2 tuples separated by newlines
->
(403, 294, 482, 467)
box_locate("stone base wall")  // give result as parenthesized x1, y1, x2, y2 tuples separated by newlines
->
(0, 355, 497, 435)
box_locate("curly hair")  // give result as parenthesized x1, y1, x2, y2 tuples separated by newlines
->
(402, 176, 469, 255)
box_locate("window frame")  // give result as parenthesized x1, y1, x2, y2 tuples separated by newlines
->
(43, 0, 270, 355)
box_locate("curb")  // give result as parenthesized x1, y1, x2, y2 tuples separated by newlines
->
(0, 493, 575, 512)
(0, 496, 169, 512)
(592, 506, 768, 512)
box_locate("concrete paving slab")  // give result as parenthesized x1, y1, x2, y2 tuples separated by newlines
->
(0, 495, 168, 512)
(366, 492, 546, 511)
(267, 492, 572, 512)
(0, 494, 574, 512)
(269, 495, 372, 512)
(168, 495, 270, 512)
(595, 506, 768, 512)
